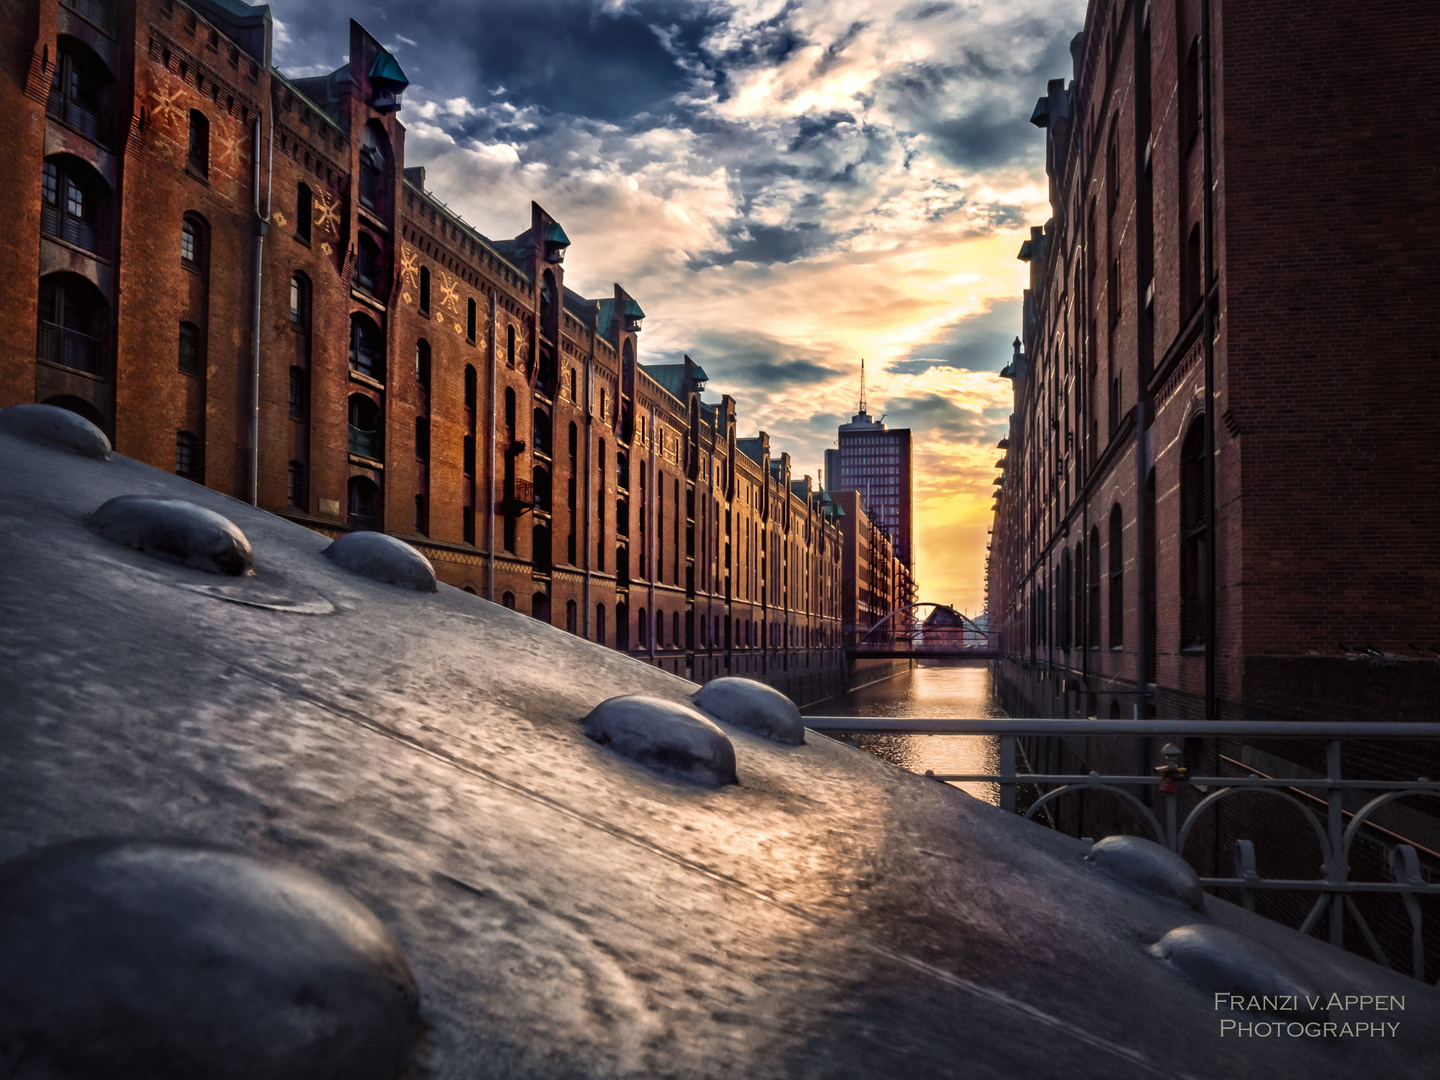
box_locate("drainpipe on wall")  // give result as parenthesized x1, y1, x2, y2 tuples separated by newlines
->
(1134, 399, 1147, 719)
(582, 352, 592, 638)
(487, 291, 498, 600)
(249, 106, 273, 506)
(1200, 0, 1218, 724)
(648, 448, 656, 662)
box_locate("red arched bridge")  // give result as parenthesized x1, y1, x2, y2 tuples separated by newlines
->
(846, 602, 998, 660)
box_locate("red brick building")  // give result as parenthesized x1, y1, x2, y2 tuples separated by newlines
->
(2, 0, 848, 700)
(987, 0, 1439, 726)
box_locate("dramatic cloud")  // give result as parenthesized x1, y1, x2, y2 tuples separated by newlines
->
(269, 0, 1086, 612)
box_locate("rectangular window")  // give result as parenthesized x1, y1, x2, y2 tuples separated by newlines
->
(187, 111, 209, 176)
(178, 322, 201, 375)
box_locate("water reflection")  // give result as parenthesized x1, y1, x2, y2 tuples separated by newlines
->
(804, 662, 1005, 804)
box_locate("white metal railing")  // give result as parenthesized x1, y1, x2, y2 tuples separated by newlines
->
(805, 717, 1440, 983)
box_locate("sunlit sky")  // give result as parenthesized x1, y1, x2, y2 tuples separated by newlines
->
(271, 0, 1087, 615)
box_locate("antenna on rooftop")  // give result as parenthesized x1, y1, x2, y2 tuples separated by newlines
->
(858, 358, 867, 415)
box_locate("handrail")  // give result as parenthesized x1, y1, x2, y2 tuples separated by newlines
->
(807, 715, 1440, 984)
(806, 718, 1440, 737)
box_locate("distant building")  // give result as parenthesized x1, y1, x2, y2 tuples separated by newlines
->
(824, 362, 914, 572)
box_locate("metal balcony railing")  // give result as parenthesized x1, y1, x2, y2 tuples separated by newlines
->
(804, 717, 1440, 982)
(348, 427, 381, 460)
(37, 322, 105, 376)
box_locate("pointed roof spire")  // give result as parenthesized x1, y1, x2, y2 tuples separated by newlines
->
(859, 358, 867, 415)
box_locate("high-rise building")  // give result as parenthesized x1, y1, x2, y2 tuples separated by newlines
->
(824, 361, 914, 572)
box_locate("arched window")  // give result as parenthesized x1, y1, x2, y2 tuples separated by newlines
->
(569, 368, 577, 402)
(290, 273, 310, 327)
(638, 608, 648, 646)
(356, 233, 382, 294)
(532, 592, 549, 621)
(533, 409, 551, 457)
(502, 591, 515, 610)
(1057, 549, 1072, 651)
(566, 599, 577, 634)
(296, 183, 312, 242)
(506, 324, 516, 366)
(347, 394, 382, 460)
(178, 321, 202, 375)
(289, 366, 305, 417)
(349, 314, 384, 381)
(48, 39, 112, 145)
(347, 475, 381, 531)
(175, 430, 200, 480)
(415, 416, 430, 462)
(540, 270, 557, 337)
(359, 122, 387, 211)
(181, 213, 208, 268)
(1185, 223, 1203, 317)
(41, 156, 108, 255)
(656, 608, 666, 647)
(416, 340, 431, 388)
(595, 603, 606, 645)
(672, 611, 680, 646)
(287, 460, 305, 507)
(187, 110, 209, 176)
(465, 365, 477, 411)
(504, 387, 515, 432)
(37, 272, 107, 376)
(616, 602, 629, 651)
(1108, 504, 1124, 649)
(1088, 525, 1102, 648)
(1105, 117, 1119, 212)
(419, 265, 430, 313)
(616, 452, 629, 490)
(467, 297, 477, 342)
(533, 466, 551, 512)
(1180, 419, 1207, 648)
(463, 434, 475, 476)
(1183, 37, 1202, 152)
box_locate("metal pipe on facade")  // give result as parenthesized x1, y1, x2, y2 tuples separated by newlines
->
(486, 290, 497, 600)
(1134, 399, 1147, 715)
(249, 105, 273, 507)
(582, 351, 592, 638)
(1200, 0, 1217, 723)
(648, 447, 656, 662)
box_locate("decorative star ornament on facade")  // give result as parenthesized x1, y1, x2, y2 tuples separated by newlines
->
(399, 247, 420, 290)
(438, 272, 460, 312)
(312, 190, 340, 235)
(149, 84, 185, 127)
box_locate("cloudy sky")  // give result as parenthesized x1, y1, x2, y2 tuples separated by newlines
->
(271, 0, 1086, 615)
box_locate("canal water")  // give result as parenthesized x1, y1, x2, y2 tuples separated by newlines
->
(803, 661, 1006, 805)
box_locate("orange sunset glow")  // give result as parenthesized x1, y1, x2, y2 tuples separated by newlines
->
(273, 0, 1089, 613)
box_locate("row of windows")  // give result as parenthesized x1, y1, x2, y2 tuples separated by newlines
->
(1033, 417, 1206, 655)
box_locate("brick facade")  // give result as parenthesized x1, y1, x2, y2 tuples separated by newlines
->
(985, 0, 1440, 972)
(2, 0, 858, 699)
(987, 0, 1440, 726)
